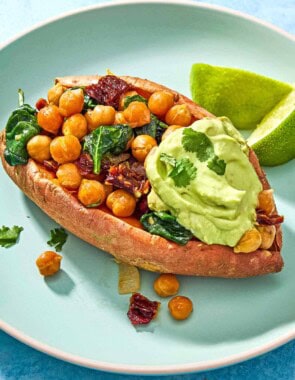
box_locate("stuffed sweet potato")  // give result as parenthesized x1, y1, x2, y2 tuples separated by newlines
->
(0, 75, 283, 277)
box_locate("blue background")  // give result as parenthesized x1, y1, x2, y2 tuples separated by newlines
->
(0, 1, 294, 379)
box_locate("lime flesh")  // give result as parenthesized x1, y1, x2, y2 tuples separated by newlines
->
(247, 90, 295, 166)
(190, 63, 293, 129)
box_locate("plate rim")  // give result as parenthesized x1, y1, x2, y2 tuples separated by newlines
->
(0, 0, 294, 374)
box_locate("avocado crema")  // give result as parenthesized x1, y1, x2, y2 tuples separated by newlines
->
(145, 117, 262, 247)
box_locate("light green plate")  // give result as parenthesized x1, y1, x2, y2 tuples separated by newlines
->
(0, 1, 294, 375)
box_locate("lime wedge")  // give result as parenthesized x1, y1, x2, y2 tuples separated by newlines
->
(247, 90, 295, 166)
(190, 63, 293, 129)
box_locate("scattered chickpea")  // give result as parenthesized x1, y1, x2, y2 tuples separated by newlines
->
(161, 125, 183, 141)
(123, 101, 151, 128)
(154, 274, 179, 297)
(234, 228, 262, 253)
(85, 105, 116, 131)
(37, 104, 63, 134)
(165, 104, 192, 126)
(106, 189, 136, 217)
(168, 296, 193, 320)
(56, 163, 82, 190)
(62, 113, 88, 140)
(59, 88, 84, 117)
(50, 135, 81, 164)
(258, 189, 275, 215)
(27, 135, 52, 163)
(131, 135, 157, 162)
(36, 251, 62, 276)
(148, 91, 174, 117)
(114, 111, 127, 124)
(119, 90, 138, 111)
(78, 179, 106, 207)
(47, 83, 65, 106)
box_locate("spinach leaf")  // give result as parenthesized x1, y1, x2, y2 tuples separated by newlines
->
(124, 94, 147, 108)
(4, 90, 40, 166)
(47, 227, 68, 252)
(134, 114, 167, 144)
(83, 124, 133, 174)
(140, 211, 193, 245)
(83, 93, 98, 111)
(160, 153, 197, 187)
(0, 225, 23, 248)
(207, 156, 226, 176)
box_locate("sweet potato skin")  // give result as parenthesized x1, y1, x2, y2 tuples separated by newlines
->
(0, 76, 283, 277)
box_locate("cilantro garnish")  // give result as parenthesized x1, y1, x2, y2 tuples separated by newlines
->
(47, 227, 68, 252)
(182, 128, 214, 162)
(160, 153, 197, 187)
(0, 225, 23, 248)
(207, 156, 226, 176)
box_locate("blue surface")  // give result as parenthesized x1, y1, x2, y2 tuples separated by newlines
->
(0, 1, 294, 379)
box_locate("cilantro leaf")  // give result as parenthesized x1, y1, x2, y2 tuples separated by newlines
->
(207, 156, 226, 175)
(0, 225, 23, 248)
(182, 128, 214, 162)
(47, 227, 68, 252)
(124, 95, 147, 108)
(160, 153, 197, 187)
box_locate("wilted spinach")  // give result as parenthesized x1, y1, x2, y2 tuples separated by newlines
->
(134, 114, 167, 144)
(4, 90, 40, 166)
(83, 93, 98, 111)
(140, 211, 193, 245)
(83, 124, 133, 174)
(124, 94, 147, 108)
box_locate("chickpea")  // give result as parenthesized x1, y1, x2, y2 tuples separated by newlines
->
(148, 91, 174, 117)
(165, 104, 192, 126)
(119, 90, 138, 111)
(154, 274, 179, 297)
(47, 83, 65, 106)
(56, 163, 82, 190)
(62, 113, 88, 140)
(27, 135, 52, 163)
(59, 88, 84, 117)
(78, 179, 106, 207)
(123, 101, 151, 128)
(106, 189, 136, 217)
(168, 296, 193, 320)
(131, 135, 157, 162)
(85, 105, 116, 131)
(50, 135, 81, 164)
(114, 111, 127, 124)
(36, 251, 62, 276)
(37, 104, 63, 134)
(161, 125, 183, 141)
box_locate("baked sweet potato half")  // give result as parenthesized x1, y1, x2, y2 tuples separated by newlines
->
(0, 75, 284, 277)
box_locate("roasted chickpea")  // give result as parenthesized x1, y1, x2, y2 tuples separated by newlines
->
(36, 251, 62, 276)
(106, 189, 136, 217)
(47, 83, 65, 105)
(123, 101, 151, 128)
(148, 91, 174, 117)
(37, 104, 63, 134)
(168, 296, 193, 320)
(62, 113, 88, 140)
(161, 125, 183, 141)
(50, 135, 81, 164)
(131, 135, 157, 162)
(78, 179, 106, 207)
(85, 105, 116, 131)
(27, 135, 52, 163)
(59, 88, 84, 117)
(114, 111, 127, 124)
(165, 104, 192, 126)
(154, 274, 179, 297)
(119, 90, 138, 111)
(56, 163, 82, 189)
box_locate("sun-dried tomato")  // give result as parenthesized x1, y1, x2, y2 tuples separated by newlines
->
(43, 160, 59, 173)
(85, 75, 132, 110)
(76, 153, 93, 175)
(256, 211, 284, 225)
(134, 195, 150, 218)
(105, 160, 150, 198)
(127, 293, 160, 325)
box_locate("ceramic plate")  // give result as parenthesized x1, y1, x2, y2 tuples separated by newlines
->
(0, 0, 294, 374)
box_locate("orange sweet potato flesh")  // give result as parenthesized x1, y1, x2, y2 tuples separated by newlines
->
(0, 76, 283, 277)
